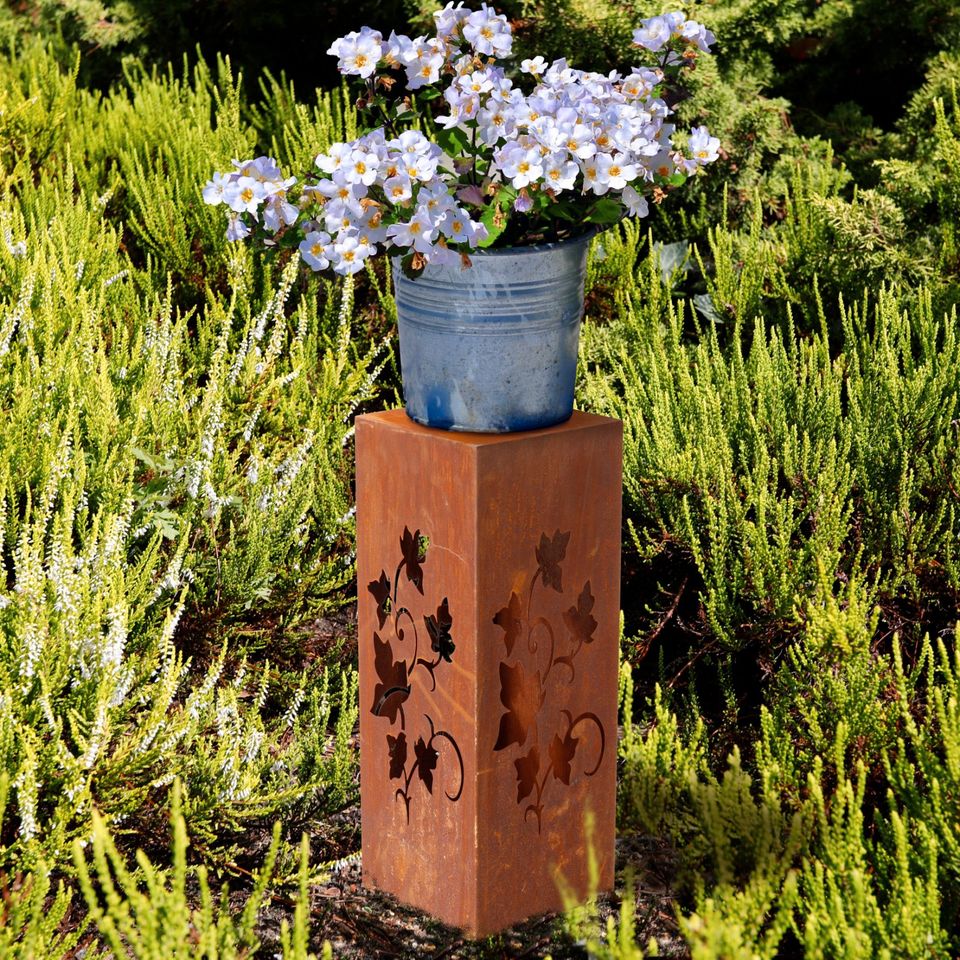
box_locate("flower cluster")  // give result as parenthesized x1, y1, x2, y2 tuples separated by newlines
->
(203, 5, 720, 277)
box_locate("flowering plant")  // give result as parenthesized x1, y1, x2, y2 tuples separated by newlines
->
(203, 6, 719, 278)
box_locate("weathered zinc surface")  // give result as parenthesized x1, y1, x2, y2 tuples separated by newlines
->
(356, 409, 622, 936)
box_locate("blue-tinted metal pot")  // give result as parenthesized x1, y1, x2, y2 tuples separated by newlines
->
(392, 231, 593, 433)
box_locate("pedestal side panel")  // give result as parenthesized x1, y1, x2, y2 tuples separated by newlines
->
(356, 414, 480, 931)
(474, 416, 622, 934)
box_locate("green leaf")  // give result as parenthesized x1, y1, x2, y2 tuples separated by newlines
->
(433, 126, 470, 158)
(584, 198, 623, 224)
(478, 186, 516, 248)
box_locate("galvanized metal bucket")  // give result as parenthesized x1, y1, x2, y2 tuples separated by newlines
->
(392, 232, 593, 433)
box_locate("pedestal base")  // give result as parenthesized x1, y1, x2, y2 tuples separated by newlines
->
(356, 409, 622, 936)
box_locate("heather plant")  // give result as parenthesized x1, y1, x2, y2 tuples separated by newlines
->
(0, 38, 374, 959)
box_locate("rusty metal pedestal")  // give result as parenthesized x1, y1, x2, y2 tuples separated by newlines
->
(356, 409, 622, 936)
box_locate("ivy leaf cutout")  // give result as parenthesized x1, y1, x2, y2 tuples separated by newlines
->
(400, 526, 425, 595)
(548, 730, 580, 785)
(424, 597, 455, 663)
(493, 591, 523, 656)
(414, 736, 438, 793)
(387, 732, 407, 780)
(562, 580, 597, 645)
(514, 745, 541, 802)
(494, 661, 542, 751)
(370, 632, 410, 723)
(367, 570, 392, 629)
(536, 529, 570, 592)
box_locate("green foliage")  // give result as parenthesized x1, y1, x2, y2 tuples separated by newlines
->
(0, 38, 377, 960)
(74, 781, 328, 959)
(581, 221, 960, 646)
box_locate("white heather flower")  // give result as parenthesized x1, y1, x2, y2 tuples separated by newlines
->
(327, 27, 383, 79)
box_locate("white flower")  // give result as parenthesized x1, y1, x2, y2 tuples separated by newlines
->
(681, 19, 716, 52)
(435, 1, 470, 38)
(403, 37, 446, 90)
(327, 27, 383, 78)
(633, 16, 672, 52)
(520, 56, 547, 76)
(299, 230, 333, 271)
(688, 125, 720, 164)
(223, 176, 265, 215)
(605, 152, 638, 190)
(463, 3, 512, 58)
(332, 235, 369, 275)
(495, 142, 543, 189)
(226, 215, 251, 241)
(202, 171, 231, 205)
(622, 184, 649, 218)
(344, 148, 381, 186)
(386, 213, 438, 254)
(439, 208, 488, 245)
(383, 175, 414, 205)
(543, 153, 579, 192)
(315, 142, 355, 175)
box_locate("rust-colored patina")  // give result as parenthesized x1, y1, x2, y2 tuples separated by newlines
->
(356, 409, 622, 936)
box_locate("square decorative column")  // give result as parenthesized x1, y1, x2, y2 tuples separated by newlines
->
(356, 409, 622, 936)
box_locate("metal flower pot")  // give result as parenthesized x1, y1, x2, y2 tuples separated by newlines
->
(392, 231, 593, 433)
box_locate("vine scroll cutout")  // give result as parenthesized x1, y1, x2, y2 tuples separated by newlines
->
(492, 529, 605, 833)
(368, 526, 464, 822)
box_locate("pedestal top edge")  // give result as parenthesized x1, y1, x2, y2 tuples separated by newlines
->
(355, 409, 622, 446)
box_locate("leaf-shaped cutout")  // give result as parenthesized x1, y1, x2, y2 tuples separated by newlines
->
(414, 736, 438, 793)
(367, 570, 392, 629)
(548, 730, 579, 785)
(387, 732, 407, 780)
(493, 591, 523, 656)
(400, 526, 425, 595)
(536, 529, 570, 592)
(562, 580, 597, 645)
(493, 661, 541, 752)
(514, 745, 541, 802)
(424, 597, 455, 663)
(370, 632, 409, 723)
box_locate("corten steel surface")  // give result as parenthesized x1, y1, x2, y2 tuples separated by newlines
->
(356, 409, 622, 936)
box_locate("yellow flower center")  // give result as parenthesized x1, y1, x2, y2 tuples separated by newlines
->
(240, 187, 254, 203)
(310, 243, 323, 257)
